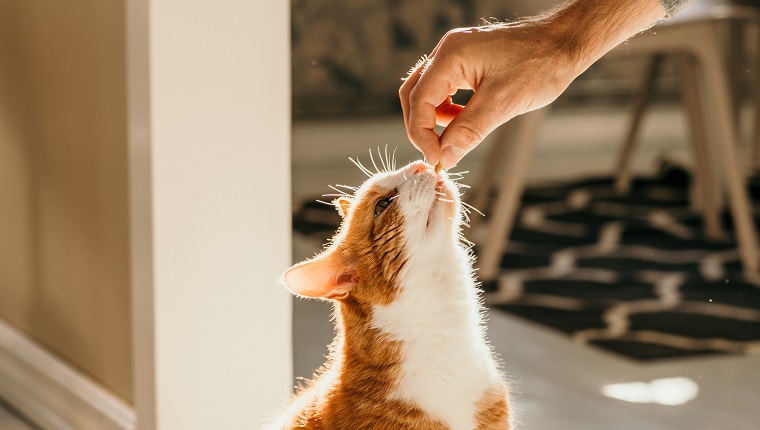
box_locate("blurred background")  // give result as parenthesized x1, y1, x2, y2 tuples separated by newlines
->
(291, 0, 712, 197)
(0, 0, 759, 429)
(291, 0, 760, 429)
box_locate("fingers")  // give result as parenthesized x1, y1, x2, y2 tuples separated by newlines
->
(400, 33, 461, 166)
(400, 59, 441, 165)
(405, 59, 462, 167)
(439, 85, 512, 169)
(400, 38, 446, 140)
(399, 56, 427, 132)
(435, 96, 465, 127)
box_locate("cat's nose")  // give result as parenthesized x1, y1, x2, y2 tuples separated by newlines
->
(411, 161, 431, 174)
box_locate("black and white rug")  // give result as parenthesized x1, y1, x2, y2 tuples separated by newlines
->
(292, 165, 760, 361)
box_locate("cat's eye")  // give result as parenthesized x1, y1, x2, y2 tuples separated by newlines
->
(374, 197, 394, 218)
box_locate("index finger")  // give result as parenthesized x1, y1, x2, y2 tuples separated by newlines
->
(399, 57, 427, 138)
(406, 58, 457, 166)
(400, 33, 448, 129)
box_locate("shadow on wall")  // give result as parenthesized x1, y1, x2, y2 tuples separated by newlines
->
(0, 0, 132, 402)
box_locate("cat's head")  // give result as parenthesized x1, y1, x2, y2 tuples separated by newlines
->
(282, 160, 466, 306)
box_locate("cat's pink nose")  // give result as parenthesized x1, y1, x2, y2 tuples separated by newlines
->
(412, 161, 430, 174)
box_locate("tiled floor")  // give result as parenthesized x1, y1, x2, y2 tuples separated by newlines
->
(291, 106, 760, 429)
(292, 279, 760, 430)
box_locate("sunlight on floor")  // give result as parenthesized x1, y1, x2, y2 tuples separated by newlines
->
(602, 377, 700, 405)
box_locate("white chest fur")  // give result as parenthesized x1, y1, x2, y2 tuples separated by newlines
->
(371, 246, 502, 430)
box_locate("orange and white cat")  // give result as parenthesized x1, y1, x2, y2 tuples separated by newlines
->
(267, 160, 512, 429)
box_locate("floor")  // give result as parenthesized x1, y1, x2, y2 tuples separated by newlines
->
(290, 105, 760, 429)
(292, 297, 760, 430)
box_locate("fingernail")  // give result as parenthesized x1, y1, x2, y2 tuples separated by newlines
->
(440, 146, 465, 169)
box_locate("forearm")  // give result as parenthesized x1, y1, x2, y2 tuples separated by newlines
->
(399, 0, 689, 167)
(542, 0, 668, 78)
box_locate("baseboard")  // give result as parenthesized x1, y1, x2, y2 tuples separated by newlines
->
(0, 318, 135, 430)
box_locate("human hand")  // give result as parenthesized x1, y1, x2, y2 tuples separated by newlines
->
(399, 21, 579, 169)
(399, 0, 667, 169)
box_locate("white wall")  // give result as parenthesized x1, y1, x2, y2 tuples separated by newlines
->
(127, 1, 293, 428)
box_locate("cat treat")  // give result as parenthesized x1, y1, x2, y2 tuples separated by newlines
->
(267, 160, 512, 430)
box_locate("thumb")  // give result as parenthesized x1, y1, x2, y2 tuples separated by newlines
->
(438, 87, 512, 169)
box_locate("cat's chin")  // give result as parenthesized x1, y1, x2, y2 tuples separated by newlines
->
(425, 181, 459, 235)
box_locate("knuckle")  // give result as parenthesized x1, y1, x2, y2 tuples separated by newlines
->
(443, 28, 464, 40)
(407, 86, 423, 109)
(405, 123, 421, 141)
(408, 125, 426, 143)
(453, 120, 486, 148)
(441, 27, 471, 48)
(399, 81, 410, 98)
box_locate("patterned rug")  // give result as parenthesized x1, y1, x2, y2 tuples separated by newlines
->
(292, 165, 760, 361)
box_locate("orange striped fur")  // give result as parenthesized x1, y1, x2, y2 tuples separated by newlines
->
(268, 160, 512, 429)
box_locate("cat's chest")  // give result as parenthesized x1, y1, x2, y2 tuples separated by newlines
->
(371, 278, 501, 430)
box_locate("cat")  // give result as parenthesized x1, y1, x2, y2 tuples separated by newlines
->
(267, 160, 512, 430)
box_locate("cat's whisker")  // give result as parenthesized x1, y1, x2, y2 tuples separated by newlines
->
(461, 201, 485, 217)
(328, 185, 353, 196)
(447, 170, 469, 176)
(315, 199, 334, 206)
(334, 184, 358, 191)
(383, 145, 390, 172)
(322, 193, 350, 198)
(369, 148, 381, 174)
(391, 147, 397, 170)
(460, 236, 475, 250)
(378, 147, 388, 172)
(349, 157, 374, 178)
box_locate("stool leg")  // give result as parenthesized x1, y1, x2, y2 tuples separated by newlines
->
(753, 22, 760, 170)
(615, 55, 663, 194)
(728, 22, 746, 132)
(679, 54, 724, 240)
(699, 23, 760, 272)
(478, 107, 549, 282)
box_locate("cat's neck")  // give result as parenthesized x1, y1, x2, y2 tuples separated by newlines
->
(320, 249, 502, 430)
(324, 298, 403, 397)
(374, 244, 483, 332)
(368, 246, 502, 430)
(330, 244, 487, 377)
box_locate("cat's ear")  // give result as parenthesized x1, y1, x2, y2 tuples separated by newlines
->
(333, 197, 353, 219)
(281, 251, 359, 300)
